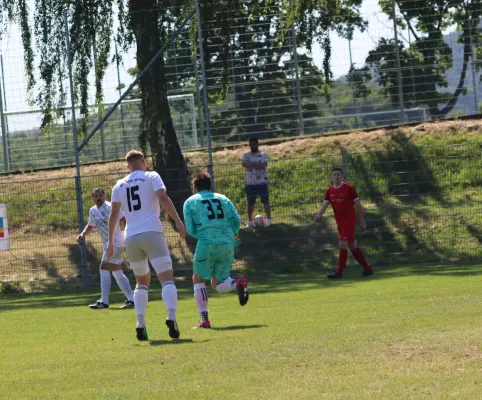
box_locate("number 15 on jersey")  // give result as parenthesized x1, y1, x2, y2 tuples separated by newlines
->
(127, 186, 141, 212)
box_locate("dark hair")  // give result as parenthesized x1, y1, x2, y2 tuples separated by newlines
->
(332, 166, 343, 173)
(249, 137, 259, 144)
(92, 187, 105, 196)
(192, 172, 212, 191)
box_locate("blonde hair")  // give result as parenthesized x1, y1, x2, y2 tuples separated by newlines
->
(126, 150, 144, 163)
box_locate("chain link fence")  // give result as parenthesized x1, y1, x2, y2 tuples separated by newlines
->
(1, 0, 482, 172)
(2, 141, 481, 290)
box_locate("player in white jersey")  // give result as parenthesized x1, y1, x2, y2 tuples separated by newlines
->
(107, 150, 187, 341)
(77, 188, 134, 309)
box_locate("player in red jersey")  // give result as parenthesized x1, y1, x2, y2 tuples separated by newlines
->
(315, 167, 373, 279)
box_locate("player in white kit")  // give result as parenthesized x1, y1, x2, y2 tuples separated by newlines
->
(107, 150, 187, 341)
(77, 188, 134, 309)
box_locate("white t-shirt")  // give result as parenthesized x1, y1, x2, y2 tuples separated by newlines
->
(111, 170, 166, 238)
(88, 201, 125, 249)
(242, 151, 269, 185)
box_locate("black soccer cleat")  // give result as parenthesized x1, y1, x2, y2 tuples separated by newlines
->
(89, 300, 109, 309)
(327, 272, 343, 279)
(362, 269, 374, 276)
(120, 300, 135, 309)
(236, 278, 249, 306)
(166, 319, 180, 339)
(136, 326, 149, 341)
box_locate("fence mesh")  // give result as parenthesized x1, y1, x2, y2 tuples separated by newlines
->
(1, 1, 482, 172)
(2, 142, 481, 290)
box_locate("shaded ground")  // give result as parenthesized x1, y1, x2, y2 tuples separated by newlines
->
(2, 261, 481, 312)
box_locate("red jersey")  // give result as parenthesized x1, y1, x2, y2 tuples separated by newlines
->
(324, 182, 359, 224)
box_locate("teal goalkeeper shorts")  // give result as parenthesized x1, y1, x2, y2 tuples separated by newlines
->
(193, 242, 234, 281)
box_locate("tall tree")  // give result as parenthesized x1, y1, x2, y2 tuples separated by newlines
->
(0, 0, 365, 184)
(366, 0, 482, 118)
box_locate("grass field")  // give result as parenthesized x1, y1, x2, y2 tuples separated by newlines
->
(1, 263, 481, 399)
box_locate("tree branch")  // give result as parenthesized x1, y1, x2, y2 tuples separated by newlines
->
(436, 5, 448, 31)
(396, 2, 419, 41)
(436, 40, 470, 116)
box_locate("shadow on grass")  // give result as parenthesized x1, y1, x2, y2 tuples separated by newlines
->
(149, 338, 198, 346)
(2, 260, 482, 312)
(211, 324, 267, 331)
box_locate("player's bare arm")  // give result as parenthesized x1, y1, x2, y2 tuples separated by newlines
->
(354, 199, 366, 231)
(106, 202, 121, 258)
(156, 189, 187, 239)
(77, 225, 95, 244)
(315, 200, 330, 222)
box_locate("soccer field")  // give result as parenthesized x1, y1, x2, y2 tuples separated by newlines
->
(1, 264, 481, 400)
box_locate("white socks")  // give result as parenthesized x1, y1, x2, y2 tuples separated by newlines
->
(112, 270, 134, 302)
(134, 285, 148, 327)
(100, 269, 111, 304)
(162, 281, 178, 320)
(194, 283, 209, 322)
(215, 277, 236, 293)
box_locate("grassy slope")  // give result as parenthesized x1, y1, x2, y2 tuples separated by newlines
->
(1, 264, 481, 399)
(2, 120, 482, 285)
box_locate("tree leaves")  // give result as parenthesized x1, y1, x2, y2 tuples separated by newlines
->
(0, 0, 366, 137)
(367, 0, 482, 117)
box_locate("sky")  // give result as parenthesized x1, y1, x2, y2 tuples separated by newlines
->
(0, 0, 394, 132)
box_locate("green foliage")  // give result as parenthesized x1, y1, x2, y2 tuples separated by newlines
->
(0, 282, 23, 295)
(0, 0, 366, 138)
(366, 0, 482, 118)
(293, 0, 367, 82)
(347, 64, 371, 100)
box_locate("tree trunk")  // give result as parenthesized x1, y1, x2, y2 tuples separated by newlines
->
(431, 40, 471, 117)
(129, 0, 191, 217)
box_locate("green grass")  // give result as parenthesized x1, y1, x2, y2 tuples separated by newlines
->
(1, 264, 482, 399)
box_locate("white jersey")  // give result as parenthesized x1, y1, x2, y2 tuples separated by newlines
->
(88, 201, 125, 249)
(111, 170, 166, 239)
(242, 151, 269, 185)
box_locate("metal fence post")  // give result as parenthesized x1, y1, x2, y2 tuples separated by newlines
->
(348, 34, 358, 124)
(0, 55, 10, 171)
(192, 55, 204, 148)
(65, 9, 89, 288)
(291, 24, 304, 136)
(230, 37, 241, 142)
(195, 0, 215, 189)
(92, 31, 106, 161)
(391, 0, 405, 123)
(468, 9, 478, 114)
(0, 77, 8, 173)
(115, 43, 128, 154)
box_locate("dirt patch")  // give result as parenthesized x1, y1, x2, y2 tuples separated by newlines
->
(3, 119, 482, 182)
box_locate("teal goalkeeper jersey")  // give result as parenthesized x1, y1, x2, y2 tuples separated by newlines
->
(183, 191, 241, 244)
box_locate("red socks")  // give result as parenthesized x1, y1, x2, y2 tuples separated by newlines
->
(337, 248, 371, 275)
(351, 248, 371, 271)
(336, 249, 348, 275)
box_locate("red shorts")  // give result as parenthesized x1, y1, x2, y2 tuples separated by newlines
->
(337, 222, 356, 243)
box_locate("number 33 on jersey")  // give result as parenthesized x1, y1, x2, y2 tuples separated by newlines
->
(183, 191, 241, 244)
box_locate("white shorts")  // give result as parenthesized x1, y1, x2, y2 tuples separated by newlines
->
(101, 247, 124, 265)
(125, 232, 172, 275)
